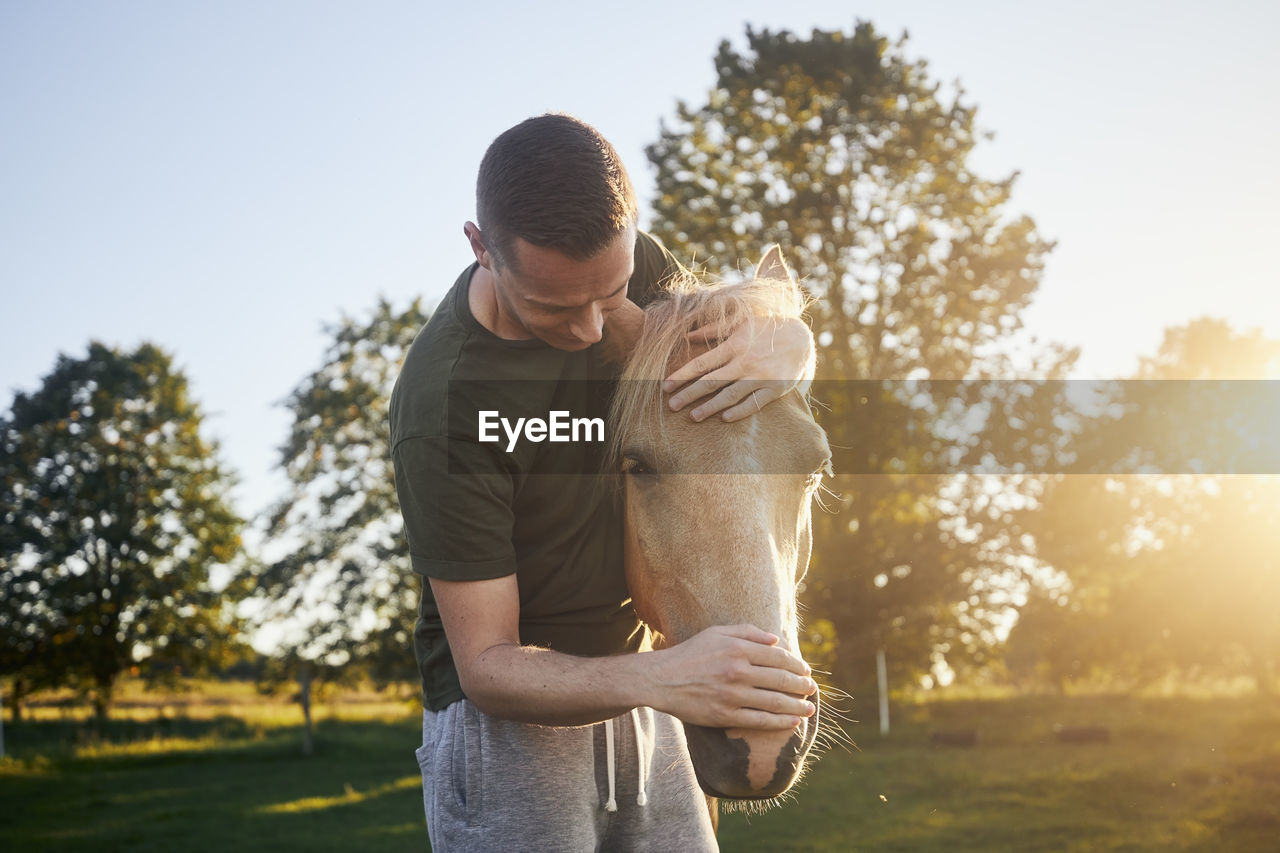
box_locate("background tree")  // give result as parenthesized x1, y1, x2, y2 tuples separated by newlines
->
(1004, 474, 1138, 691)
(251, 298, 429, 752)
(1121, 319, 1280, 689)
(0, 342, 244, 725)
(1009, 318, 1280, 691)
(647, 20, 1072, 691)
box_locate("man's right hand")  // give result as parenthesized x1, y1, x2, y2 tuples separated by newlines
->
(433, 574, 816, 730)
(643, 624, 818, 730)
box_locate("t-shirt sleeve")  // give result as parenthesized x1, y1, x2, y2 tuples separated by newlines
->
(392, 434, 519, 581)
(629, 231, 687, 308)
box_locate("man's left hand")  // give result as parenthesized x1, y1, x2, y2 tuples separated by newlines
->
(663, 315, 815, 422)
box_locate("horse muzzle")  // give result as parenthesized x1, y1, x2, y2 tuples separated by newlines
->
(681, 692, 820, 800)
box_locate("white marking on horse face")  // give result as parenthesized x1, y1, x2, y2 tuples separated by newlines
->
(621, 390, 824, 652)
(738, 428, 764, 475)
(722, 719, 811, 792)
(626, 471, 804, 647)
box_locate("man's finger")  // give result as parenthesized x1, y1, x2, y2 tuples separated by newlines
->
(748, 665, 819, 697)
(720, 624, 780, 645)
(689, 382, 757, 422)
(726, 708, 808, 731)
(741, 641, 811, 676)
(726, 688, 815, 720)
(720, 386, 783, 423)
(663, 348, 732, 395)
(669, 370, 738, 412)
(692, 379, 792, 422)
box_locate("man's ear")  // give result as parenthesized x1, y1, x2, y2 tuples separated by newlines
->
(600, 299, 645, 366)
(463, 221, 494, 270)
(753, 245, 793, 283)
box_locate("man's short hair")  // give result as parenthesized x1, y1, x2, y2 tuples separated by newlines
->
(476, 114, 639, 270)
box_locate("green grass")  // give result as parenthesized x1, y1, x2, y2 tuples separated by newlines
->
(717, 692, 1280, 852)
(1, 714, 428, 853)
(2, 691, 1278, 851)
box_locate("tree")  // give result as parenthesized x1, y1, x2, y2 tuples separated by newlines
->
(251, 298, 429, 752)
(1004, 475, 1140, 691)
(1137, 318, 1280, 382)
(1010, 318, 1280, 690)
(0, 342, 244, 724)
(1124, 319, 1280, 687)
(647, 21, 1070, 690)
(647, 21, 1054, 382)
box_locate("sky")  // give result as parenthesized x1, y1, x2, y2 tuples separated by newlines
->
(3, 0, 1278, 521)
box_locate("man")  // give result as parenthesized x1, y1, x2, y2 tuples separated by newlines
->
(390, 114, 817, 850)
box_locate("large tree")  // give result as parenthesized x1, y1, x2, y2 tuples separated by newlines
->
(647, 21, 1071, 690)
(252, 298, 429, 751)
(1009, 318, 1280, 691)
(648, 21, 1054, 381)
(0, 342, 244, 723)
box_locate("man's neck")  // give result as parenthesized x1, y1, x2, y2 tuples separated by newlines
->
(468, 265, 533, 340)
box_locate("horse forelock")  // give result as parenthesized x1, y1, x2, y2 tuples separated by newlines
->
(604, 272, 807, 477)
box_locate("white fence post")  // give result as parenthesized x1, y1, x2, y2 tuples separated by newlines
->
(876, 648, 890, 737)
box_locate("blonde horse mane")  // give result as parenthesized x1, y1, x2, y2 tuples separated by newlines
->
(605, 268, 808, 475)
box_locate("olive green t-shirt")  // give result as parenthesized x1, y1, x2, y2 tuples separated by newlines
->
(390, 232, 683, 710)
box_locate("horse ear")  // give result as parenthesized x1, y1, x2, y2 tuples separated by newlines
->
(600, 299, 645, 365)
(753, 245, 793, 283)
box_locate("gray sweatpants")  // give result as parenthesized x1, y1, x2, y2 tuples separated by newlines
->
(415, 701, 718, 851)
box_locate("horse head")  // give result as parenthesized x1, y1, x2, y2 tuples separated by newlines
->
(605, 247, 830, 802)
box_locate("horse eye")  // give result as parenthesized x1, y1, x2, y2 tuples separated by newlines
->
(622, 454, 656, 477)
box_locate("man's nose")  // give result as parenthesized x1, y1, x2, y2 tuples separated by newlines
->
(570, 306, 604, 343)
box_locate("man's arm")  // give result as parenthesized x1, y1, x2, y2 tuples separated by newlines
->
(433, 573, 817, 728)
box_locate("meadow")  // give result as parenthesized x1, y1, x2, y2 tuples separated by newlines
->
(2, 681, 1277, 852)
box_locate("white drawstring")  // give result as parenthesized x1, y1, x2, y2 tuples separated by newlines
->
(604, 718, 618, 812)
(631, 708, 648, 806)
(601, 711, 648, 812)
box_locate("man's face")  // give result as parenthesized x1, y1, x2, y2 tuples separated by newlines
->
(490, 228, 636, 351)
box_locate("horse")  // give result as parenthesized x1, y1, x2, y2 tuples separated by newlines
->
(603, 246, 832, 810)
